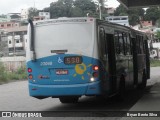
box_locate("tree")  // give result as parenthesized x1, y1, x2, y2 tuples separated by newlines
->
(144, 7, 160, 25)
(155, 30, 160, 39)
(114, 4, 145, 26)
(74, 0, 97, 17)
(50, 0, 74, 18)
(49, 0, 97, 18)
(28, 7, 38, 20)
(70, 7, 84, 17)
(96, 0, 108, 19)
(114, 4, 127, 16)
(128, 8, 145, 26)
(0, 40, 7, 57)
(156, 18, 160, 27)
(43, 7, 50, 12)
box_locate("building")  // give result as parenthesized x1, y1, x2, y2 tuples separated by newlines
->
(105, 7, 116, 16)
(105, 16, 129, 26)
(39, 12, 50, 20)
(0, 15, 10, 22)
(140, 21, 153, 28)
(33, 16, 45, 21)
(0, 22, 20, 29)
(7, 13, 21, 22)
(33, 12, 50, 21)
(0, 30, 8, 57)
(21, 9, 29, 20)
(4, 26, 27, 56)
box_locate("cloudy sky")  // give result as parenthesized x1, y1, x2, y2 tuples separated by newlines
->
(0, 0, 120, 14)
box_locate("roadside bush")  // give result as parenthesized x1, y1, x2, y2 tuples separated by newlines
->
(150, 60, 160, 67)
(0, 63, 27, 84)
(0, 62, 8, 83)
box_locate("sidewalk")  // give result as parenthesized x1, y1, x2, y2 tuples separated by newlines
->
(121, 82, 160, 120)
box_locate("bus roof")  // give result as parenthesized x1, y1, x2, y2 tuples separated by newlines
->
(33, 17, 95, 26)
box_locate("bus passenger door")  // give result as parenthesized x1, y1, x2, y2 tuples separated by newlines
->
(99, 27, 109, 94)
(114, 32, 129, 90)
(106, 34, 117, 94)
(123, 33, 134, 87)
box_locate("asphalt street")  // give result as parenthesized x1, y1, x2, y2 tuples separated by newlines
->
(0, 67, 160, 120)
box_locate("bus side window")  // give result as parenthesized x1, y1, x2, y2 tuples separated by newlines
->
(123, 33, 127, 55)
(124, 33, 130, 55)
(114, 32, 120, 54)
(99, 27, 106, 58)
(143, 38, 146, 54)
(118, 33, 124, 55)
(128, 34, 133, 55)
(136, 35, 141, 54)
(138, 36, 144, 54)
(140, 36, 144, 54)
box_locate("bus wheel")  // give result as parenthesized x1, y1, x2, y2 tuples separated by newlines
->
(117, 75, 125, 101)
(138, 71, 147, 90)
(59, 96, 79, 103)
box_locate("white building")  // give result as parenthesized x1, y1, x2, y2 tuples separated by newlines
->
(105, 16, 129, 26)
(5, 26, 27, 56)
(39, 12, 50, 20)
(21, 9, 29, 20)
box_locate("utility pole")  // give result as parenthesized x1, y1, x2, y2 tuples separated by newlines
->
(98, 2, 102, 20)
(33, 0, 35, 8)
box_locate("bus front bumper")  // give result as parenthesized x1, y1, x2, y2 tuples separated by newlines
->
(29, 81, 101, 97)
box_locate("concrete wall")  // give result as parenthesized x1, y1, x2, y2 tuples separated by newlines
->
(0, 56, 26, 72)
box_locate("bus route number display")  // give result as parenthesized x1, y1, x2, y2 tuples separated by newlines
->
(64, 56, 82, 64)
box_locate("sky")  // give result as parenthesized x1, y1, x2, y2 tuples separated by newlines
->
(0, 0, 120, 15)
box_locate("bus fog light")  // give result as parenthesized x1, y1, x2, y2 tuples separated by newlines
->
(90, 77, 95, 82)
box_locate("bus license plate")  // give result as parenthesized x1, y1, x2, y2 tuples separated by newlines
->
(56, 70, 68, 75)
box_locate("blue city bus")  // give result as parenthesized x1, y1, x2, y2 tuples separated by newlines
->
(26, 17, 150, 103)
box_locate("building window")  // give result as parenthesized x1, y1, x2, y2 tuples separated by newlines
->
(7, 24, 11, 27)
(9, 41, 11, 44)
(15, 47, 24, 51)
(1, 24, 4, 27)
(16, 40, 20, 43)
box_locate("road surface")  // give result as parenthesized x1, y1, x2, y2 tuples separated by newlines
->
(0, 67, 160, 120)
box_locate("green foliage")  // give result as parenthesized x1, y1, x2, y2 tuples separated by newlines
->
(0, 40, 7, 57)
(114, 5, 145, 26)
(114, 4, 127, 16)
(156, 18, 160, 27)
(155, 30, 160, 39)
(144, 7, 160, 25)
(150, 60, 160, 67)
(49, 0, 97, 18)
(115, 5, 160, 26)
(0, 62, 27, 84)
(50, 0, 73, 18)
(0, 62, 8, 82)
(28, 7, 38, 20)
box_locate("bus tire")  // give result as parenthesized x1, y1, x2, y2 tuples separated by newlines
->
(116, 75, 125, 101)
(59, 96, 79, 103)
(138, 70, 147, 90)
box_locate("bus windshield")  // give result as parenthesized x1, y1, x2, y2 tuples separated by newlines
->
(34, 23, 94, 58)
